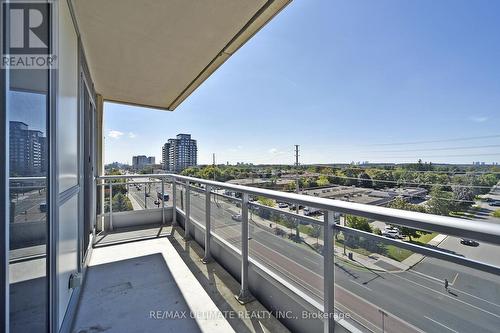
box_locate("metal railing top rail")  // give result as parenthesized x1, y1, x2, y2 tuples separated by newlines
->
(9, 176, 46, 181)
(97, 173, 500, 246)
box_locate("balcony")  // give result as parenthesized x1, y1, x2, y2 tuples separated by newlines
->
(66, 174, 500, 333)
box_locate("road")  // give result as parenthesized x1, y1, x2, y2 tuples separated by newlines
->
(123, 179, 500, 332)
(10, 187, 47, 223)
(183, 191, 500, 333)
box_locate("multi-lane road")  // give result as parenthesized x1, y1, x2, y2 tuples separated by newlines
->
(127, 178, 500, 332)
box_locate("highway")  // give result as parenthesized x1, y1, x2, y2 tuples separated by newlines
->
(125, 179, 500, 332)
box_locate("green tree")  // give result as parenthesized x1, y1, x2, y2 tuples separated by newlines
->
(257, 196, 275, 207)
(346, 215, 372, 233)
(427, 186, 455, 216)
(358, 172, 373, 188)
(112, 192, 133, 212)
(317, 175, 330, 187)
(307, 224, 322, 244)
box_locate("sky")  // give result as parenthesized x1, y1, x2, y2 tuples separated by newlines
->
(105, 0, 500, 166)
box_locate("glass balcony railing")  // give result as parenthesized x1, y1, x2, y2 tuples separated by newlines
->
(97, 174, 500, 333)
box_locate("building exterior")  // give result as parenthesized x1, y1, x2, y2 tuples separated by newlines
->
(132, 155, 155, 170)
(9, 121, 46, 176)
(165, 142, 170, 170)
(162, 134, 197, 172)
(1, 2, 292, 332)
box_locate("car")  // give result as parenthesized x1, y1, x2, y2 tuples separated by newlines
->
(231, 214, 242, 222)
(278, 202, 288, 209)
(489, 201, 500, 207)
(460, 239, 479, 247)
(382, 227, 402, 239)
(39, 202, 47, 213)
(145, 193, 150, 197)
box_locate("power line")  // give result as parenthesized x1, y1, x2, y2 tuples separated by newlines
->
(304, 174, 495, 189)
(366, 152, 500, 159)
(370, 144, 500, 153)
(367, 134, 500, 147)
(306, 165, 500, 175)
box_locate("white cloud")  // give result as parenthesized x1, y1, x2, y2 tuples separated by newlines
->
(469, 116, 488, 123)
(269, 148, 278, 154)
(128, 132, 137, 138)
(108, 130, 124, 139)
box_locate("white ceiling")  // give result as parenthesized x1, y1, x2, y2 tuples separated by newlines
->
(72, 0, 290, 110)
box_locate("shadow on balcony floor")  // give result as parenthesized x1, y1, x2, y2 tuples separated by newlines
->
(72, 232, 234, 333)
(168, 226, 290, 333)
(94, 224, 170, 247)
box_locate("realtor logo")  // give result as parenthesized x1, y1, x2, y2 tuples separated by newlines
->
(1, 0, 58, 69)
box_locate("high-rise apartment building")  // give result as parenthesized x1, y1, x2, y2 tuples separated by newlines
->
(162, 134, 197, 172)
(132, 155, 156, 170)
(9, 121, 46, 176)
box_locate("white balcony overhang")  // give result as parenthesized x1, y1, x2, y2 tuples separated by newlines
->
(71, 0, 291, 110)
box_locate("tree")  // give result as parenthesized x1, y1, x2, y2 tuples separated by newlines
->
(400, 227, 419, 242)
(427, 186, 455, 216)
(346, 215, 372, 233)
(307, 224, 322, 245)
(451, 185, 475, 207)
(388, 197, 426, 240)
(282, 217, 298, 237)
(112, 192, 133, 212)
(317, 175, 330, 187)
(358, 172, 373, 188)
(257, 196, 275, 207)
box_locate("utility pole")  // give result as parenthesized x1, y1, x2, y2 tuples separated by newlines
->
(294, 145, 300, 242)
(212, 153, 216, 182)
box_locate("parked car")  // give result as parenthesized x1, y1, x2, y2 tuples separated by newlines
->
(231, 214, 242, 222)
(489, 201, 500, 207)
(278, 202, 289, 209)
(382, 226, 402, 239)
(460, 238, 479, 247)
(304, 206, 321, 216)
(39, 202, 47, 213)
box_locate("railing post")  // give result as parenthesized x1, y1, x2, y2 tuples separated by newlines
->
(109, 182, 113, 231)
(184, 180, 191, 240)
(172, 178, 177, 226)
(144, 183, 147, 209)
(236, 192, 254, 304)
(202, 185, 212, 263)
(161, 177, 165, 224)
(324, 210, 335, 333)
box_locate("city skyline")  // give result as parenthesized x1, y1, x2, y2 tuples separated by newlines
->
(104, 0, 500, 165)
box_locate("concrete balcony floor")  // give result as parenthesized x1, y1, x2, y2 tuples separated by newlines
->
(72, 225, 289, 333)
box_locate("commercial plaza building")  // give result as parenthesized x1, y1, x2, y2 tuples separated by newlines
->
(162, 134, 197, 173)
(2, 1, 500, 333)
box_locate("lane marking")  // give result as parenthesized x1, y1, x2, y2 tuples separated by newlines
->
(392, 273, 500, 319)
(424, 316, 458, 333)
(337, 285, 425, 333)
(451, 273, 459, 286)
(408, 269, 442, 283)
(407, 270, 500, 309)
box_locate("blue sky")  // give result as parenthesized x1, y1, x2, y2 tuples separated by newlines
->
(105, 0, 500, 165)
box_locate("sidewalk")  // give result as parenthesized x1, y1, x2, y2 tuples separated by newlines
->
(401, 234, 448, 268)
(128, 193, 143, 211)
